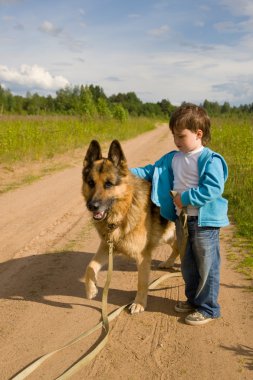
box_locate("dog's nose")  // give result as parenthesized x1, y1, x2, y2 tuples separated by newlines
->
(87, 201, 100, 212)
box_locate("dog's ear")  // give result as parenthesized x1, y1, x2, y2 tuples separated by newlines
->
(83, 140, 102, 167)
(108, 140, 126, 167)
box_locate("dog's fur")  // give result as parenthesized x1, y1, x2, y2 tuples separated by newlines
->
(82, 140, 179, 314)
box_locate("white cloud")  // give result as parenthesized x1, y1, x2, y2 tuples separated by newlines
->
(100, 36, 252, 104)
(2, 15, 14, 21)
(148, 25, 170, 37)
(0, 0, 22, 4)
(128, 14, 140, 19)
(214, 18, 253, 33)
(38, 20, 86, 52)
(14, 22, 24, 31)
(199, 5, 211, 12)
(39, 20, 62, 36)
(105, 76, 122, 82)
(220, 0, 253, 18)
(195, 21, 205, 28)
(214, 21, 239, 32)
(0, 64, 69, 91)
(212, 77, 253, 100)
(79, 8, 85, 16)
(59, 34, 87, 53)
(211, 75, 253, 105)
(214, 1, 253, 36)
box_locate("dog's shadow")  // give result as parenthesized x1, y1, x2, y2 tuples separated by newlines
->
(0, 251, 182, 317)
(0, 251, 94, 309)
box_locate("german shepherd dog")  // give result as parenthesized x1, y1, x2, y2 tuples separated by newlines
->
(82, 140, 179, 314)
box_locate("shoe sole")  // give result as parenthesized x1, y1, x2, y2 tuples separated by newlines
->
(185, 317, 213, 326)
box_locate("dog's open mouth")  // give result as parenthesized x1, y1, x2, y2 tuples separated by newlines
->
(93, 210, 107, 221)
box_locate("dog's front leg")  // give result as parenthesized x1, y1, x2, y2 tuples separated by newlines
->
(129, 253, 151, 314)
(85, 241, 108, 299)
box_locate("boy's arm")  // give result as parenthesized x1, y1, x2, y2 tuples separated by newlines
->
(130, 164, 155, 181)
(181, 157, 225, 207)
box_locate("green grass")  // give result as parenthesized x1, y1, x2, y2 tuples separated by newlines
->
(0, 115, 155, 163)
(210, 115, 253, 279)
(210, 115, 253, 239)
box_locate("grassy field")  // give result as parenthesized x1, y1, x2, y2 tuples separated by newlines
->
(210, 115, 253, 279)
(0, 115, 155, 163)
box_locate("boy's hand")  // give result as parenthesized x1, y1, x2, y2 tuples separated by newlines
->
(174, 194, 183, 209)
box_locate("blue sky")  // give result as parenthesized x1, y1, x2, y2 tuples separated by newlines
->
(0, 0, 253, 105)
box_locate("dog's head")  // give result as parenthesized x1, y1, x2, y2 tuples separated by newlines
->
(82, 140, 128, 221)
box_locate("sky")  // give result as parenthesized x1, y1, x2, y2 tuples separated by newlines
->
(0, 0, 253, 106)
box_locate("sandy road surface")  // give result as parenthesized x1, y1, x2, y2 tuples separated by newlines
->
(0, 125, 252, 380)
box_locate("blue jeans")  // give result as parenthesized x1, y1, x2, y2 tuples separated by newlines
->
(179, 216, 221, 318)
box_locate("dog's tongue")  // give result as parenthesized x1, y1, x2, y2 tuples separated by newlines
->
(93, 211, 106, 220)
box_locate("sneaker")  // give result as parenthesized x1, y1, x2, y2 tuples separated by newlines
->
(185, 311, 213, 326)
(175, 301, 195, 313)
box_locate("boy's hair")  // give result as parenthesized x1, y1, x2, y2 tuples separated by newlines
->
(169, 103, 211, 145)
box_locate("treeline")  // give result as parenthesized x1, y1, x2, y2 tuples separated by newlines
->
(0, 84, 175, 120)
(0, 84, 253, 119)
(201, 99, 253, 116)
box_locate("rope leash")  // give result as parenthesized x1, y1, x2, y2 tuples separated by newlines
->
(170, 191, 188, 260)
(55, 239, 115, 380)
(11, 242, 182, 380)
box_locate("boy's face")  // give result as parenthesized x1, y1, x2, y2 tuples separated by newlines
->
(173, 128, 203, 153)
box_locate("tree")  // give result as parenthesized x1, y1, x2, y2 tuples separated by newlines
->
(221, 101, 231, 114)
(203, 99, 221, 116)
(89, 85, 106, 102)
(157, 99, 176, 117)
(97, 97, 112, 118)
(12, 95, 24, 114)
(79, 85, 97, 117)
(45, 95, 55, 113)
(142, 102, 162, 118)
(109, 92, 142, 116)
(112, 103, 128, 121)
(55, 86, 75, 114)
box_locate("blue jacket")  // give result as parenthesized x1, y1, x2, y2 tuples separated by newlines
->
(131, 147, 229, 227)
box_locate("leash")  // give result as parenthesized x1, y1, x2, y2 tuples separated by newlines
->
(170, 191, 188, 260)
(10, 239, 182, 380)
(55, 238, 115, 380)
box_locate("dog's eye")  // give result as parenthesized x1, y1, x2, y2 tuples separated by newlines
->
(104, 181, 113, 189)
(87, 179, 95, 188)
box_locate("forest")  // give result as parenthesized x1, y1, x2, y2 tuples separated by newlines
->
(0, 84, 253, 119)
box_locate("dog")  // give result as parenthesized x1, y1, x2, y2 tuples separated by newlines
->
(82, 140, 179, 314)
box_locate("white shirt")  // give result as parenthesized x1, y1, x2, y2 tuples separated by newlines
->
(172, 146, 204, 216)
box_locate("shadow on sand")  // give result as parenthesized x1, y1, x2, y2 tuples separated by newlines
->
(0, 250, 182, 316)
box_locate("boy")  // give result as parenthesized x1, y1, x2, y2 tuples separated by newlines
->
(131, 103, 229, 326)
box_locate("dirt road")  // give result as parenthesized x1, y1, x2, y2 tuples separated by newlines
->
(0, 125, 252, 380)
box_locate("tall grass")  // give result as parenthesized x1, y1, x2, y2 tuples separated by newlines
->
(210, 115, 253, 280)
(0, 115, 155, 163)
(210, 115, 253, 240)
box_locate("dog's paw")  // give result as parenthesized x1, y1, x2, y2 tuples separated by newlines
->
(129, 302, 145, 314)
(85, 282, 98, 299)
(158, 259, 175, 269)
